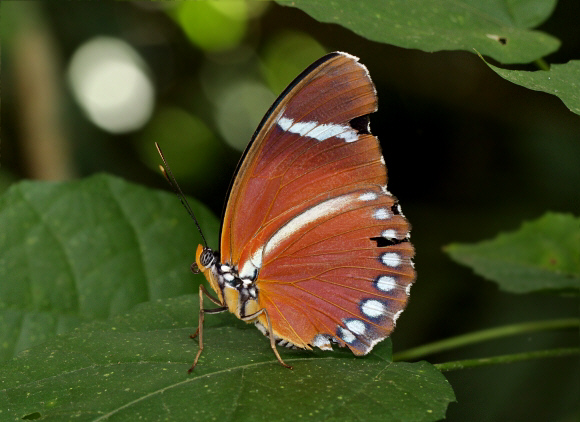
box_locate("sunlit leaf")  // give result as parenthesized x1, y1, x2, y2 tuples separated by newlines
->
(0, 175, 219, 362)
(261, 31, 327, 94)
(0, 296, 455, 421)
(172, 1, 248, 52)
(278, 0, 560, 64)
(483, 59, 580, 115)
(446, 213, 580, 293)
(139, 107, 222, 180)
(215, 81, 276, 151)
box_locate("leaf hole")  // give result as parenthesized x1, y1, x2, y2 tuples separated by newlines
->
(486, 34, 508, 45)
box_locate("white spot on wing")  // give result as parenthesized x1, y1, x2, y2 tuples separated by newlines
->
(405, 283, 412, 295)
(376, 275, 397, 292)
(361, 300, 385, 318)
(264, 194, 356, 256)
(312, 334, 332, 350)
(338, 327, 356, 343)
(346, 319, 366, 335)
(373, 208, 390, 220)
(381, 229, 397, 239)
(358, 192, 378, 201)
(381, 252, 401, 267)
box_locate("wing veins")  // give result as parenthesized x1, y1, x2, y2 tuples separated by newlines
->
(305, 277, 406, 303)
(279, 143, 380, 190)
(253, 142, 379, 234)
(319, 279, 407, 301)
(259, 291, 311, 348)
(253, 139, 358, 232)
(259, 262, 411, 285)
(257, 67, 367, 159)
(224, 57, 376, 262)
(263, 200, 385, 266)
(276, 221, 401, 259)
(241, 173, 384, 266)
(290, 283, 392, 330)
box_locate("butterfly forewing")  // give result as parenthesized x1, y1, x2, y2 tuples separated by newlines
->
(221, 52, 378, 263)
(218, 52, 415, 356)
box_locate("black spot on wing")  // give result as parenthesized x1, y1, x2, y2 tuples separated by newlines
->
(349, 115, 371, 135)
(370, 237, 410, 247)
(391, 200, 401, 215)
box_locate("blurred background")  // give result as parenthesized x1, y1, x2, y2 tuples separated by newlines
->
(1, 1, 579, 421)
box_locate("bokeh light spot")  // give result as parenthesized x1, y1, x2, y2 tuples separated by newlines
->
(261, 31, 327, 93)
(139, 106, 221, 183)
(174, 1, 248, 52)
(215, 81, 276, 151)
(67, 36, 154, 134)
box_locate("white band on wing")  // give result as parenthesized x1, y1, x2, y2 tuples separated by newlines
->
(277, 116, 358, 142)
(264, 194, 357, 257)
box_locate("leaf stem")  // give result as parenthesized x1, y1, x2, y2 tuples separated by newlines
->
(434, 347, 580, 372)
(393, 318, 579, 362)
(534, 58, 550, 71)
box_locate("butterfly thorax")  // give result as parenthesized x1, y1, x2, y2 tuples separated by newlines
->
(195, 245, 261, 319)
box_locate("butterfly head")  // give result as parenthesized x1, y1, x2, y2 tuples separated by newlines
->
(193, 244, 224, 300)
(194, 244, 217, 273)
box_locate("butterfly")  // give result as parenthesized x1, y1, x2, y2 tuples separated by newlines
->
(157, 52, 415, 372)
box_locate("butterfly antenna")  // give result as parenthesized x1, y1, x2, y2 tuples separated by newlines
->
(155, 142, 209, 249)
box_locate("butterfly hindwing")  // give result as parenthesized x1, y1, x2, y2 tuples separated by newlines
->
(255, 186, 415, 354)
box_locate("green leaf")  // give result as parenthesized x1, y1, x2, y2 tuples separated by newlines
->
(0, 174, 219, 363)
(278, 0, 560, 64)
(483, 59, 580, 115)
(0, 296, 455, 421)
(446, 213, 580, 293)
(0, 175, 455, 418)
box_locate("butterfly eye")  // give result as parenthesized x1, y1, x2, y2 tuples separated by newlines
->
(200, 248, 216, 268)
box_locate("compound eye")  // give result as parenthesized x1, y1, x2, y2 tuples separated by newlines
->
(200, 249, 215, 267)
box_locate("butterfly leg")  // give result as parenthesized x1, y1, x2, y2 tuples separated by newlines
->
(241, 308, 293, 370)
(188, 284, 227, 373)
